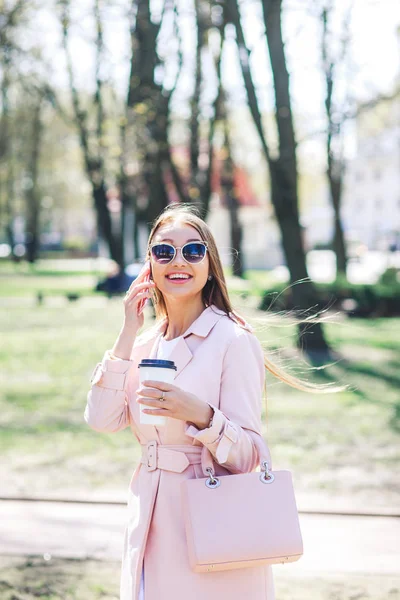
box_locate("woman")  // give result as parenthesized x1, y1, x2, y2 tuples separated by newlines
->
(85, 203, 278, 599)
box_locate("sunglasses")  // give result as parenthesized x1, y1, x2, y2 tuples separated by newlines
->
(150, 241, 208, 264)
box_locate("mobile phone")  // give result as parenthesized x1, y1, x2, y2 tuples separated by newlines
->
(137, 267, 152, 316)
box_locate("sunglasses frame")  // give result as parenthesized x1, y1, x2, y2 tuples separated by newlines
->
(149, 241, 209, 265)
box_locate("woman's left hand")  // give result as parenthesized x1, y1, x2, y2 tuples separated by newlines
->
(136, 380, 213, 429)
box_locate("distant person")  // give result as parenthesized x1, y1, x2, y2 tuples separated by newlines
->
(95, 261, 134, 294)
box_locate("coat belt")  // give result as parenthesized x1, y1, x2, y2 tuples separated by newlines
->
(140, 441, 203, 473)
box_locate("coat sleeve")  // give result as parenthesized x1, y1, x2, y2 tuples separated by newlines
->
(84, 350, 134, 433)
(184, 329, 272, 473)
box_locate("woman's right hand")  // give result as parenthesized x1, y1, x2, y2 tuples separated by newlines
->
(123, 260, 156, 331)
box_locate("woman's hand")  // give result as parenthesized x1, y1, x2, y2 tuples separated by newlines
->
(109, 261, 156, 360)
(123, 260, 156, 331)
(136, 380, 213, 430)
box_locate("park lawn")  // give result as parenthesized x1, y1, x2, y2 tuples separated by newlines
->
(0, 291, 399, 510)
(0, 257, 114, 297)
(0, 259, 273, 298)
(0, 556, 399, 600)
(0, 273, 99, 297)
(0, 262, 100, 297)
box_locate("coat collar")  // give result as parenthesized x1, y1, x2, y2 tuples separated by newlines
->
(154, 304, 227, 340)
(147, 304, 226, 379)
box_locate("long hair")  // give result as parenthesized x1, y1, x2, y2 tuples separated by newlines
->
(143, 203, 341, 417)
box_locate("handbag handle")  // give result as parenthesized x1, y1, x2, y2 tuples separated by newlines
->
(200, 429, 273, 481)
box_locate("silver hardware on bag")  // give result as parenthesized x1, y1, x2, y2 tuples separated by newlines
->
(260, 460, 275, 484)
(205, 467, 221, 489)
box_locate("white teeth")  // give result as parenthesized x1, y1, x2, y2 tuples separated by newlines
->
(167, 274, 191, 279)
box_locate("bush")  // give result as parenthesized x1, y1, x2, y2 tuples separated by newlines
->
(259, 279, 400, 317)
(379, 267, 400, 286)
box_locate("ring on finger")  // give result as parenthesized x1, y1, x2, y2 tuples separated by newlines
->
(159, 391, 166, 402)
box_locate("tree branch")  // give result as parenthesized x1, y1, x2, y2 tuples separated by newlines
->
(225, 0, 272, 164)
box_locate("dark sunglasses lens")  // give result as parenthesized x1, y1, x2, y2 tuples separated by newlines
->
(183, 243, 206, 263)
(151, 244, 174, 263)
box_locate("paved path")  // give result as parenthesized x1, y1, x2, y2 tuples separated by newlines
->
(1, 500, 399, 575)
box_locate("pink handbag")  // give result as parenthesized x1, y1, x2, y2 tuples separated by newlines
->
(181, 433, 303, 573)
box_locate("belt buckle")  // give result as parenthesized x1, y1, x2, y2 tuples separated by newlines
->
(146, 440, 157, 472)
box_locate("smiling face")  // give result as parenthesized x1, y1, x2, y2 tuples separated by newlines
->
(150, 222, 210, 304)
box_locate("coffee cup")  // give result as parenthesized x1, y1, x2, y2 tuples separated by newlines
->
(138, 359, 177, 425)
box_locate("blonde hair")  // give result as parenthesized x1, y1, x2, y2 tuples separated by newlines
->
(144, 203, 342, 419)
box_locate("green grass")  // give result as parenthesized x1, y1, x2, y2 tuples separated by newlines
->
(0, 259, 277, 298)
(1, 556, 399, 600)
(0, 269, 399, 509)
(0, 274, 100, 297)
(0, 258, 107, 297)
(0, 556, 120, 600)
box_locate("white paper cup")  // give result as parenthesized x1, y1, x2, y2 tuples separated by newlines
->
(138, 359, 177, 426)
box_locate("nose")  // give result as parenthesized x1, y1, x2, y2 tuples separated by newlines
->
(172, 247, 186, 265)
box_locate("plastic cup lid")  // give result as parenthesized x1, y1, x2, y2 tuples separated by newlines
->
(138, 359, 177, 370)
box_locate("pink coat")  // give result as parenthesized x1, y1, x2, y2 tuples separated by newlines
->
(85, 304, 275, 600)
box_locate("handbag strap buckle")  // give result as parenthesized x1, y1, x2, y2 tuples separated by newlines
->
(260, 460, 275, 484)
(205, 467, 221, 489)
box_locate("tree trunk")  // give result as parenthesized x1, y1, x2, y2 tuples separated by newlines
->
(145, 151, 169, 225)
(140, 90, 172, 225)
(201, 15, 224, 222)
(187, 0, 211, 217)
(261, 0, 328, 351)
(226, 178, 244, 278)
(224, 161, 244, 278)
(322, 7, 348, 278)
(0, 64, 17, 258)
(25, 96, 44, 263)
(5, 162, 16, 255)
(133, 205, 141, 260)
(329, 163, 348, 276)
(93, 182, 123, 267)
(221, 96, 244, 277)
(263, 0, 329, 351)
(127, 0, 160, 107)
(127, 0, 169, 231)
(229, 0, 330, 352)
(190, 0, 202, 178)
(60, 0, 123, 267)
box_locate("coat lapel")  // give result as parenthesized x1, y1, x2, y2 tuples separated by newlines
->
(167, 337, 193, 378)
(147, 304, 227, 380)
(165, 304, 226, 379)
(138, 305, 227, 441)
